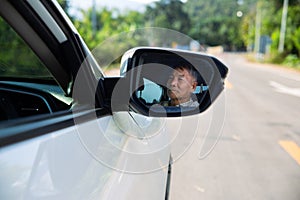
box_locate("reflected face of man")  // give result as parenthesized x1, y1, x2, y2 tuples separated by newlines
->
(167, 67, 197, 106)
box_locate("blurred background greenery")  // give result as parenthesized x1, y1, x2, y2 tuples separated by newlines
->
(63, 0, 300, 69)
(1, 0, 299, 76)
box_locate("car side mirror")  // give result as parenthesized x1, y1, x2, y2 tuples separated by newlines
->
(100, 47, 228, 117)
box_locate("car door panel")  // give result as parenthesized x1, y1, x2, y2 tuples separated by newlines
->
(0, 113, 169, 200)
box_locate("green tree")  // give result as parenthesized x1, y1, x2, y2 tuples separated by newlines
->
(285, 5, 300, 57)
(74, 7, 145, 49)
(57, 0, 71, 14)
(184, 0, 256, 50)
(241, 0, 300, 63)
(73, 7, 146, 69)
(145, 0, 191, 34)
(292, 27, 300, 57)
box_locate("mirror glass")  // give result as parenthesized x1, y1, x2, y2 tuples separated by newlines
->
(130, 50, 218, 113)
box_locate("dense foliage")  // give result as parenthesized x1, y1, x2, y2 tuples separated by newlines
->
(0, 0, 299, 73)
(240, 0, 300, 66)
(71, 0, 299, 67)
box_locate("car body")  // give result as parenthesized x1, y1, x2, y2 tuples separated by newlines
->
(0, 0, 227, 199)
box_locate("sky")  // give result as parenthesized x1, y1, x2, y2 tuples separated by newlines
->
(68, 0, 188, 19)
(69, 0, 159, 13)
(68, 0, 188, 15)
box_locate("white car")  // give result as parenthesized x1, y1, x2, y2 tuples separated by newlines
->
(0, 0, 228, 199)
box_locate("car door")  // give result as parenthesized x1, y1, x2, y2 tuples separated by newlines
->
(0, 0, 170, 199)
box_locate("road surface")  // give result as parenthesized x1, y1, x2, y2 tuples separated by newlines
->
(169, 53, 300, 200)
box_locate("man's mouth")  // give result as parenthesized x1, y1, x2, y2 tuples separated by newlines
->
(168, 89, 179, 96)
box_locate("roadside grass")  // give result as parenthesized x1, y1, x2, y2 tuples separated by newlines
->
(245, 53, 300, 72)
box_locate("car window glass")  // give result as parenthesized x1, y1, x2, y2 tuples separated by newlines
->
(136, 78, 163, 104)
(0, 17, 72, 122)
(0, 17, 52, 79)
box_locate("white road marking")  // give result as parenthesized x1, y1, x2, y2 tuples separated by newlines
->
(232, 134, 241, 141)
(269, 81, 300, 98)
(194, 185, 205, 193)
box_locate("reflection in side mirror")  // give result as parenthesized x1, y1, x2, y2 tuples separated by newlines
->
(109, 47, 228, 117)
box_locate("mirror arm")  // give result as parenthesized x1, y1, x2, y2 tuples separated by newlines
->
(97, 77, 121, 111)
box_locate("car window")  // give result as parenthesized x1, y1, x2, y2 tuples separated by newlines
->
(136, 78, 163, 104)
(0, 17, 72, 121)
(0, 17, 52, 79)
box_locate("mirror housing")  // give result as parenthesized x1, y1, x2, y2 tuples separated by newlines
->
(100, 47, 228, 117)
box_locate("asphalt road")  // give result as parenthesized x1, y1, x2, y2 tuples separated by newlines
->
(169, 53, 300, 200)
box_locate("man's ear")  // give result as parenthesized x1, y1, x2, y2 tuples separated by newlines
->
(192, 81, 198, 90)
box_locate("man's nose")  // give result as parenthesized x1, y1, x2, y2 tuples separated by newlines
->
(170, 77, 177, 86)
